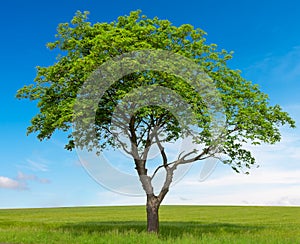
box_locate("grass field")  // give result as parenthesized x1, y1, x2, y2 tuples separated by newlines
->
(0, 205, 300, 243)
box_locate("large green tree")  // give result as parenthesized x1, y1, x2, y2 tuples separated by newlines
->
(17, 11, 295, 233)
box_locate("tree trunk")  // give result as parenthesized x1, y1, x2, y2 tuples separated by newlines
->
(146, 194, 160, 233)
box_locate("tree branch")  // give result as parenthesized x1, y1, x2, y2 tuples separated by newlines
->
(154, 131, 168, 167)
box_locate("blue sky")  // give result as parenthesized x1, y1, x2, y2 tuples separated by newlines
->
(1, 0, 300, 208)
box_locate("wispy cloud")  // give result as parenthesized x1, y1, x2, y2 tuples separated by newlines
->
(16, 171, 51, 184)
(26, 159, 49, 172)
(246, 46, 300, 82)
(0, 171, 50, 191)
(245, 46, 300, 106)
(18, 158, 49, 172)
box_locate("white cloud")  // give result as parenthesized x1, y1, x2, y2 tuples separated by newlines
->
(0, 176, 25, 190)
(183, 169, 300, 187)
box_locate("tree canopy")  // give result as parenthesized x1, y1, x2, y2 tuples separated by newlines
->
(16, 10, 295, 232)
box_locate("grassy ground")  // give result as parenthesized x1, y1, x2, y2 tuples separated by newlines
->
(0, 205, 300, 243)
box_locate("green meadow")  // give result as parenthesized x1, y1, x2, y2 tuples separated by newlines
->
(0, 205, 300, 243)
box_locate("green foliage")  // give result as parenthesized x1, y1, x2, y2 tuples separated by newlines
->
(1, 206, 300, 243)
(16, 10, 295, 173)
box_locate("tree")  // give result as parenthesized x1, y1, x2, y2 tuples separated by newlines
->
(17, 10, 295, 233)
